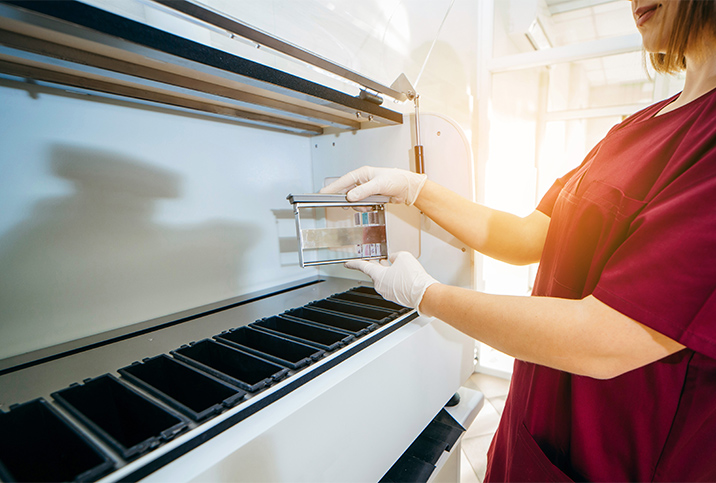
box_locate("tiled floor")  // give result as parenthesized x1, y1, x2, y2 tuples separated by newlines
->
(458, 372, 511, 483)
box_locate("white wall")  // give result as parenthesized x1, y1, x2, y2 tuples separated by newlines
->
(0, 81, 314, 360)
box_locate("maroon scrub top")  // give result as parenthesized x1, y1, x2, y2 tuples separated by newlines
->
(485, 88, 716, 482)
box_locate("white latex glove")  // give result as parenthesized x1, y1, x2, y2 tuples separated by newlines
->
(320, 166, 427, 206)
(345, 251, 438, 311)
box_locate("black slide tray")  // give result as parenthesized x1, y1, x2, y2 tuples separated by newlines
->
(215, 326, 324, 370)
(331, 291, 410, 314)
(349, 286, 381, 296)
(171, 339, 289, 393)
(308, 299, 395, 324)
(118, 354, 246, 422)
(0, 398, 114, 483)
(282, 306, 377, 336)
(51, 374, 186, 460)
(251, 315, 354, 352)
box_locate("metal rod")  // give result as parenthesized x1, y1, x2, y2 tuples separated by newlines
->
(0, 57, 323, 135)
(0, 28, 360, 130)
(301, 256, 386, 267)
(414, 95, 425, 174)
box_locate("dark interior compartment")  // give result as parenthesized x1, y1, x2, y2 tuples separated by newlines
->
(216, 327, 324, 370)
(0, 398, 113, 483)
(420, 417, 464, 452)
(283, 306, 377, 335)
(380, 454, 436, 483)
(52, 374, 186, 460)
(379, 409, 465, 483)
(331, 291, 408, 312)
(403, 434, 448, 466)
(251, 316, 353, 351)
(308, 299, 395, 323)
(118, 355, 246, 422)
(172, 339, 288, 392)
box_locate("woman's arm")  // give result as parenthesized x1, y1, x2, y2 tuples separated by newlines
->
(321, 166, 551, 266)
(421, 284, 686, 379)
(414, 180, 550, 265)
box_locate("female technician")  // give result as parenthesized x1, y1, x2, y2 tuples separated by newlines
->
(321, 0, 716, 480)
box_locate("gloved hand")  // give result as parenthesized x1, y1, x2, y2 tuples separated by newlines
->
(320, 166, 427, 206)
(345, 251, 438, 311)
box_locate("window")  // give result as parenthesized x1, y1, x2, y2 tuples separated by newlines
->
(474, 0, 684, 377)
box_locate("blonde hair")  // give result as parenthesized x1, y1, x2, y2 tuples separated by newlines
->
(649, 0, 716, 74)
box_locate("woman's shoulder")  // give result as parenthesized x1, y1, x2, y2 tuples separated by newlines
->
(626, 93, 680, 124)
(609, 87, 716, 137)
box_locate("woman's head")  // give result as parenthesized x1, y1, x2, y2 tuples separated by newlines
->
(631, 0, 716, 74)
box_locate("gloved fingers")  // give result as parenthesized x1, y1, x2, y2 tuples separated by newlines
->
(321, 166, 425, 205)
(346, 177, 390, 202)
(389, 251, 418, 265)
(346, 252, 437, 310)
(320, 166, 375, 194)
(319, 176, 353, 194)
(344, 259, 384, 280)
(344, 259, 368, 271)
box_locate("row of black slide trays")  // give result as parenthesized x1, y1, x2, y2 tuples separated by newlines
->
(0, 287, 410, 483)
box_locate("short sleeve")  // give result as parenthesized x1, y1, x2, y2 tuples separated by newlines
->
(593, 154, 716, 358)
(536, 165, 583, 217)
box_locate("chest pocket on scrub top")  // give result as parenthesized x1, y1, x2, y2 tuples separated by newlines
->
(549, 180, 647, 298)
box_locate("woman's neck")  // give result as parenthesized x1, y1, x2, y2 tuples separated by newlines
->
(682, 46, 716, 103)
(658, 35, 716, 115)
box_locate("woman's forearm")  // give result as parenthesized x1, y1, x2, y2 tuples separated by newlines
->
(420, 284, 685, 379)
(414, 180, 549, 265)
